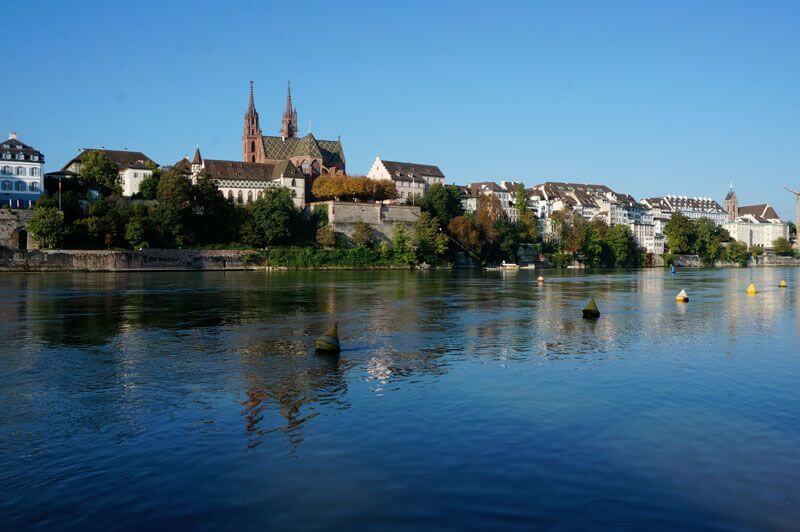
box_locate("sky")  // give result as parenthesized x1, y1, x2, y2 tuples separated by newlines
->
(2, 0, 799, 219)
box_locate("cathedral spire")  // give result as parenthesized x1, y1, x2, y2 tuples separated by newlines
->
(280, 81, 298, 139)
(243, 80, 262, 163)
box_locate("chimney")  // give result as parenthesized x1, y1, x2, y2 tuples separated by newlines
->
(9, 131, 17, 140)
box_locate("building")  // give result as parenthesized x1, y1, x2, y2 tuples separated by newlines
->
(366, 157, 445, 203)
(183, 148, 306, 208)
(722, 203, 789, 249)
(724, 184, 738, 222)
(642, 195, 727, 225)
(242, 81, 345, 197)
(461, 181, 518, 221)
(0, 132, 44, 209)
(60, 148, 157, 196)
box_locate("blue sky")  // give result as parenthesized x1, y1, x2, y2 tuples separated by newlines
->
(2, 0, 799, 218)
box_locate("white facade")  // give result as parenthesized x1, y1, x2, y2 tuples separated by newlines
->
(723, 220, 790, 249)
(63, 149, 157, 197)
(367, 157, 445, 204)
(0, 132, 44, 208)
(629, 221, 664, 254)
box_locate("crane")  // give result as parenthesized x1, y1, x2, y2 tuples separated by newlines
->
(785, 186, 800, 244)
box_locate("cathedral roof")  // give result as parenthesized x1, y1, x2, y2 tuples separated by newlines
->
(262, 133, 345, 167)
(200, 159, 303, 183)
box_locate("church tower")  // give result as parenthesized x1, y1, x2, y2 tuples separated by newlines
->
(243, 80, 262, 163)
(724, 181, 739, 222)
(280, 81, 298, 139)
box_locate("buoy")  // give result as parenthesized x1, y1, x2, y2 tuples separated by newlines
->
(315, 322, 340, 354)
(746, 283, 758, 295)
(675, 289, 689, 302)
(582, 298, 600, 319)
(537, 276, 544, 283)
(779, 280, 787, 288)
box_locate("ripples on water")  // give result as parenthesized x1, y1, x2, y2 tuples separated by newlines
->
(1, 268, 799, 530)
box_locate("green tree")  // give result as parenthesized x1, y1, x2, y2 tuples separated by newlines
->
(412, 212, 449, 265)
(138, 172, 160, 200)
(79, 151, 121, 195)
(418, 183, 464, 227)
(772, 237, 795, 256)
(563, 212, 588, 255)
(156, 170, 194, 246)
(351, 221, 374, 247)
(391, 224, 416, 265)
(192, 173, 236, 244)
(316, 225, 337, 248)
(250, 187, 297, 246)
(664, 213, 695, 254)
(28, 207, 66, 249)
(724, 240, 750, 265)
(693, 217, 724, 266)
(606, 224, 641, 267)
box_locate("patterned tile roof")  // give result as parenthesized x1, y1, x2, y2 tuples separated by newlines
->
(262, 133, 345, 167)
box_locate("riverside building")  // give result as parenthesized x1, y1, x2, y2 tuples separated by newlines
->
(0, 132, 44, 209)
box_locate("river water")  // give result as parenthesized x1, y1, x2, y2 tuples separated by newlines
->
(1, 268, 799, 530)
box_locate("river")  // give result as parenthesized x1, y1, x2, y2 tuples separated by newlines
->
(1, 268, 799, 530)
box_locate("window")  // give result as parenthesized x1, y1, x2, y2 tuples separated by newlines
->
(16, 154, 23, 160)
(227, 190, 233, 200)
(237, 190, 243, 204)
(1, 181, 11, 191)
(29, 182, 39, 191)
(247, 190, 253, 203)
(15, 181, 26, 191)
(16, 167, 25, 176)
(30, 167, 38, 176)
(2, 153, 9, 160)
(31, 156, 38, 161)
(1, 165, 10, 175)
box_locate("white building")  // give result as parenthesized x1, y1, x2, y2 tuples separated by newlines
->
(182, 148, 306, 208)
(460, 181, 519, 221)
(722, 204, 789, 249)
(366, 157, 444, 204)
(0, 132, 44, 209)
(641, 195, 727, 226)
(61, 148, 158, 196)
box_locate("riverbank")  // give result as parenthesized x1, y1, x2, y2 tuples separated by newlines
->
(2, 248, 799, 272)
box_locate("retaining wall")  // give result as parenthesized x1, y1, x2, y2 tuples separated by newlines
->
(0, 249, 262, 271)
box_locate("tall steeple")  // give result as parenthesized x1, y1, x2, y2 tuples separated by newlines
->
(724, 180, 739, 222)
(280, 81, 298, 139)
(243, 80, 262, 163)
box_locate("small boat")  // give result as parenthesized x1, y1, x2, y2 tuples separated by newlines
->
(501, 261, 520, 270)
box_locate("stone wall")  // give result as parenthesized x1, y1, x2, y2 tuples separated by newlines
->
(0, 209, 36, 250)
(0, 249, 263, 271)
(309, 201, 421, 241)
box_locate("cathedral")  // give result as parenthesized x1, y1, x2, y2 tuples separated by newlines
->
(242, 81, 346, 182)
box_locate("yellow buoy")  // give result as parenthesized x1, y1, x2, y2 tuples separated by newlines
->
(537, 276, 544, 283)
(315, 322, 341, 354)
(779, 280, 787, 288)
(746, 283, 758, 295)
(675, 289, 689, 302)
(582, 297, 600, 319)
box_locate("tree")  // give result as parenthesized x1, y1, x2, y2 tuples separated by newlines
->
(192, 173, 236, 244)
(351, 221, 374, 247)
(316, 225, 337, 248)
(412, 212, 449, 265)
(138, 172, 160, 200)
(773, 237, 795, 256)
(563, 212, 588, 254)
(448, 215, 482, 257)
(312, 173, 396, 202)
(664, 213, 695, 254)
(606, 224, 641, 267)
(391, 225, 416, 265)
(475, 194, 504, 242)
(519, 210, 539, 242)
(418, 183, 463, 227)
(156, 170, 194, 246)
(693, 217, 724, 266)
(28, 207, 66, 249)
(79, 151, 121, 195)
(250, 187, 297, 246)
(724, 240, 749, 265)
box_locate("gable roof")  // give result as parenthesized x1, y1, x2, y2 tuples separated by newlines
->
(262, 133, 345, 167)
(171, 157, 192, 175)
(381, 160, 445, 181)
(63, 149, 157, 171)
(200, 159, 303, 182)
(739, 204, 780, 221)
